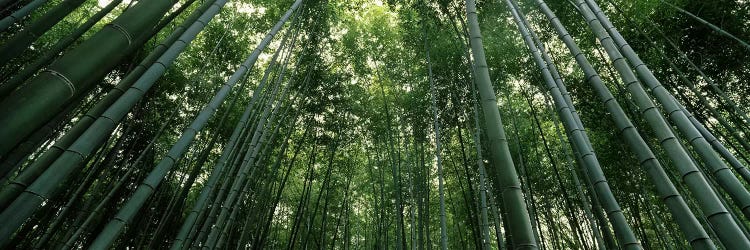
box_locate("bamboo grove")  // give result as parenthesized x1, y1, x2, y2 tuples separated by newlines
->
(0, 0, 749, 248)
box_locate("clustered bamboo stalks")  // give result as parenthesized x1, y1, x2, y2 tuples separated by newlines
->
(0, 0, 748, 248)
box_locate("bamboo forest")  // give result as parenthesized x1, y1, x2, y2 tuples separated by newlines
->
(2, 0, 750, 249)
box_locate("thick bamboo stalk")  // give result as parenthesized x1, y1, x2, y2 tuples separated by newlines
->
(0, 0, 173, 158)
(463, 30, 492, 250)
(606, 1, 750, 179)
(443, 8, 496, 248)
(0, 0, 121, 96)
(465, 0, 537, 248)
(680, 103, 750, 183)
(542, 0, 747, 246)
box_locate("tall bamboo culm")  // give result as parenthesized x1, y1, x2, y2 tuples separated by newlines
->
(465, 0, 537, 248)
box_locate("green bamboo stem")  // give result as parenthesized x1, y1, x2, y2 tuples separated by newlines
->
(169, 52, 263, 250)
(462, 19, 492, 250)
(610, 2, 750, 154)
(565, 0, 750, 246)
(203, 22, 301, 248)
(465, 0, 537, 248)
(172, 3, 303, 249)
(204, 57, 295, 249)
(251, 120, 309, 249)
(216, 109, 299, 250)
(424, 17, 448, 249)
(679, 101, 750, 183)
(517, 3, 617, 246)
(638, 9, 750, 136)
(31, 123, 135, 249)
(661, 61, 750, 183)
(546, 95, 600, 250)
(644, 40, 750, 184)
(510, 91, 544, 249)
(234, 104, 297, 249)
(507, 6, 597, 249)
(0, 92, 87, 181)
(184, 24, 299, 250)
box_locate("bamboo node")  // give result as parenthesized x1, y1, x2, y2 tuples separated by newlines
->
(44, 69, 76, 97)
(108, 23, 133, 46)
